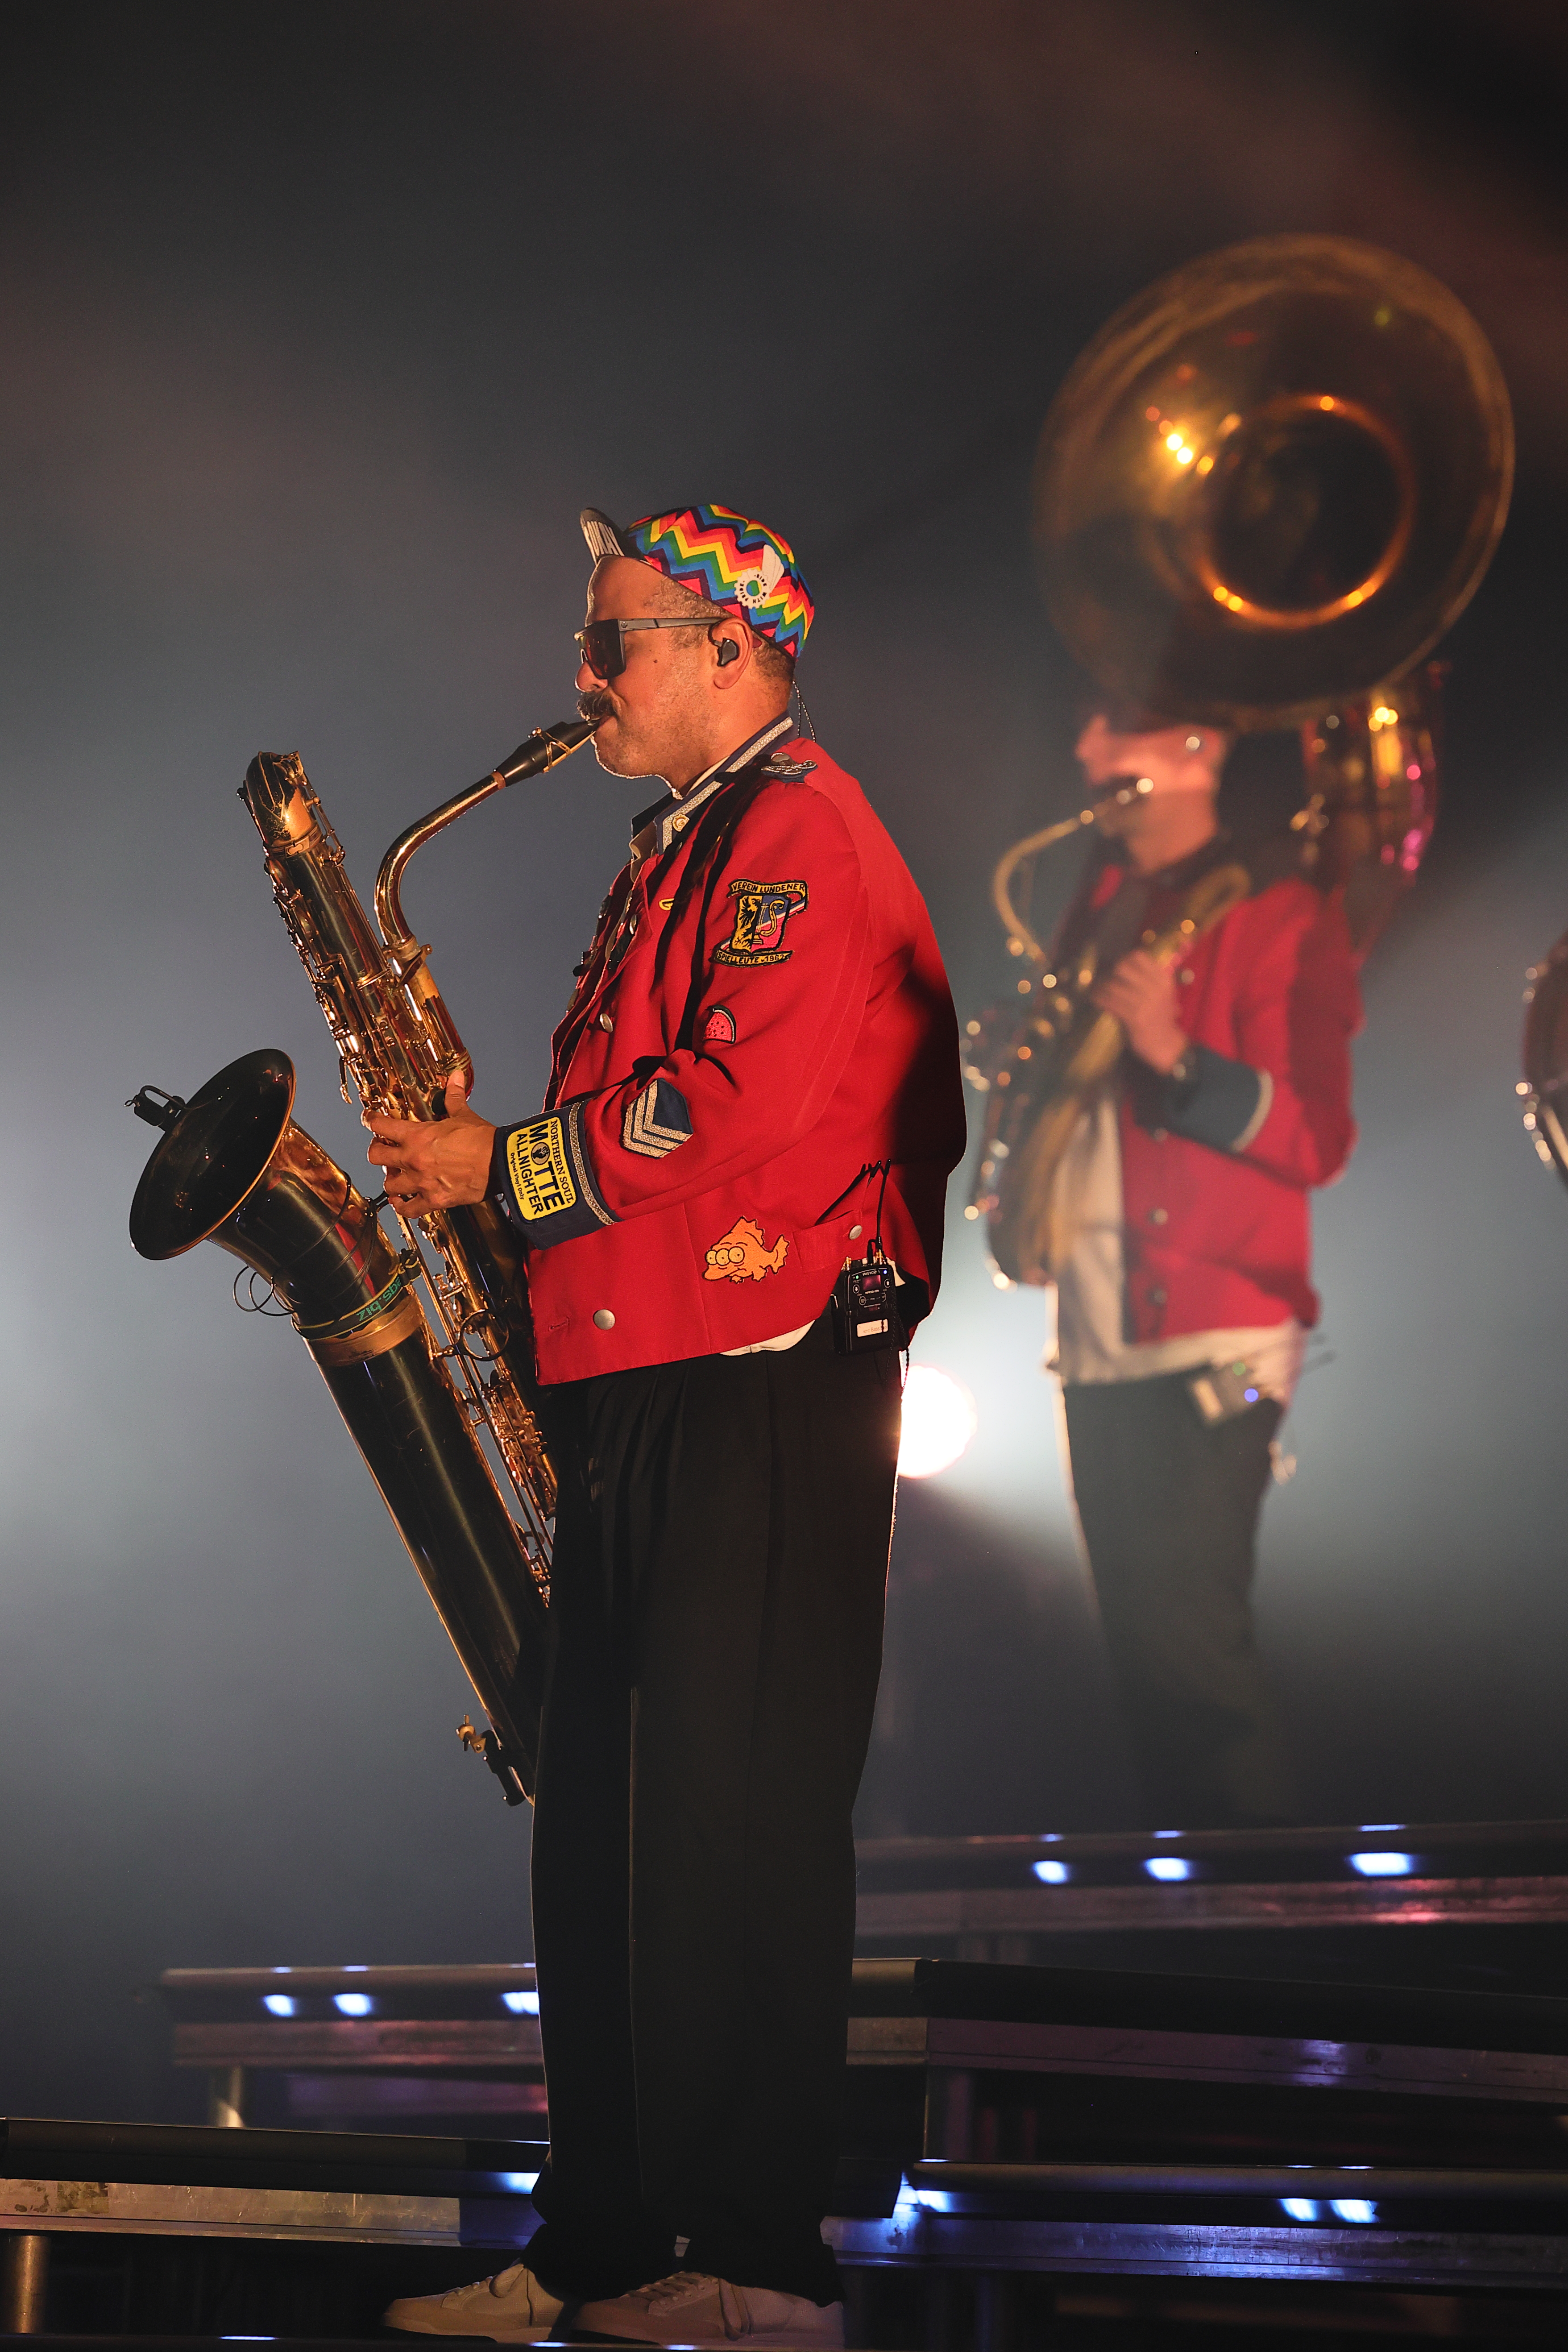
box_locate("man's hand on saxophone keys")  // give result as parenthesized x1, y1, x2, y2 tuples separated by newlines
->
(366, 1070, 497, 1215)
(1091, 949, 1190, 1075)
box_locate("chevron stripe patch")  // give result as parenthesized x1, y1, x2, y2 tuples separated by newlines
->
(622, 1077, 693, 1160)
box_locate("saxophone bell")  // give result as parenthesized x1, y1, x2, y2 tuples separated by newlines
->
(128, 1049, 546, 1805)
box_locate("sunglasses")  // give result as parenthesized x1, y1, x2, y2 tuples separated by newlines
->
(574, 616, 713, 680)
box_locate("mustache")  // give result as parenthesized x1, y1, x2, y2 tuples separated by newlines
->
(577, 689, 618, 723)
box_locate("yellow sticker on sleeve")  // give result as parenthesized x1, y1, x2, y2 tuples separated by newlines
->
(505, 1118, 578, 1223)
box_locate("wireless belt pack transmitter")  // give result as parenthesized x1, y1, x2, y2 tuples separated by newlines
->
(831, 1253, 904, 1355)
(829, 1164, 929, 1355)
(830, 1251, 931, 1356)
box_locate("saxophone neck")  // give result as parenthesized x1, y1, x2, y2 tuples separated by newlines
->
(373, 719, 594, 953)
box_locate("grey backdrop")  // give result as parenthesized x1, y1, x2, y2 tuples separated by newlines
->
(3, 1, 1567, 2121)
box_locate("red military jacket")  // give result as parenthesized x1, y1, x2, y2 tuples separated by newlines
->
(491, 719, 966, 1384)
(1066, 846, 1361, 1339)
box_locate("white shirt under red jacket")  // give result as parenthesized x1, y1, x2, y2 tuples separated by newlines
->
(489, 718, 967, 1385)
(1049, 842, 1363, 1367)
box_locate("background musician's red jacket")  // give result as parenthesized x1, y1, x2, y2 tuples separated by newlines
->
(1077, 851, 1361, 1340)
(491, 722, 966, 1384)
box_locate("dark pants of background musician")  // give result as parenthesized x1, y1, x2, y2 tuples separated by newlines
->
(525, 1315, 902, 2308)
(1062, 1371, 1298, 1828)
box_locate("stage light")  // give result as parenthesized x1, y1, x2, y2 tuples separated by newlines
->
(893, 2182, 955, 2214)
(899, 1366, 978, 1478)
(1331, 2199, 1377, 2223)
(1032, 1859, 1070, 1884)
(1280, 2198, 1320, 2221)
(334, 1992, 375, 2016)
(500, 2172, 539, 2192)
(1348, 1851, 1416, 1876)
(1143, 1856, 1192, 1882)
(502, 1990, 539, 2014)
(261, 1994, 296, 2018)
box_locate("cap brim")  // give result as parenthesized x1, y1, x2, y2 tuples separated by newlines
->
(580, 507, 633, 563)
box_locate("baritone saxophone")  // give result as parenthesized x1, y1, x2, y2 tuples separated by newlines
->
(128, 721, 593, 1804)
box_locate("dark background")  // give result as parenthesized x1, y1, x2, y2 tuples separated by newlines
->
(3, 0, 1568, 2123)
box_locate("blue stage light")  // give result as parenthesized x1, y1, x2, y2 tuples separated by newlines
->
(1143, 1856, 1192, 1881)
(261, 1993, 296, 2018)
(1331, 2199, 1378, 2223)
(334, 1991, 374, 2016)
(1279, 2198, 1321, 2221)
(1348, 1851, 1416, 1876)
(1032, 1859, 1070, 1883)
(502, 1990, 540, 2013)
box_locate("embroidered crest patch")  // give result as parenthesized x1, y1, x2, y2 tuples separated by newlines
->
(703, 1218, 789, 1282)
(715, 878, 808, 966)
(702, 1005, 737, 1045)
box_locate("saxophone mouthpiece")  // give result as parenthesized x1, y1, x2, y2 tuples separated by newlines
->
(496, 720, 596, 786)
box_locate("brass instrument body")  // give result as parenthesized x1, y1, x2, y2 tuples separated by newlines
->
(129, 720, 592, 1803)
(972, 862, 1251, 1286)
(239, 747, 562, 1552)
(1295, 663, 1442, 958)
(129, 1051, 548, 1800)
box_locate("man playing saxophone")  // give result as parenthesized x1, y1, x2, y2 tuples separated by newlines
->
(371, 505, 965, 2347)
(1043, 710, 1360, 1829)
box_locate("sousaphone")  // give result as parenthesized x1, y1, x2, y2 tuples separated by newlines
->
(1033, 232, 1512, 730)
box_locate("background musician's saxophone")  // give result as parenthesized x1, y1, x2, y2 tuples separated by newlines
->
(128, 722, 593, 1804)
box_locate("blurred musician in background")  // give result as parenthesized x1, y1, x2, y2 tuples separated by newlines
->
(1045, 711, 1360, 1827)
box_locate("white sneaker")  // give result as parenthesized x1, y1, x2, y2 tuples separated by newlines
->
(383, 2260, 567, 2340)
(574, 2270, 844, 2347)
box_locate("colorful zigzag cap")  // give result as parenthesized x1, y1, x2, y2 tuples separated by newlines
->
(580, 503, 813, 660)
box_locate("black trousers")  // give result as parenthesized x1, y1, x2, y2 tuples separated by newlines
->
(525, 1316, 901, 2307)
(1062, 1371, 1298, 1829)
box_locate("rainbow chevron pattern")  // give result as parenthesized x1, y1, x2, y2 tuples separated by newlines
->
(626, 504, 814, 660)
